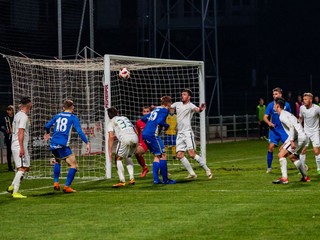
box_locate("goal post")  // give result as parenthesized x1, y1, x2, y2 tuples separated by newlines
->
(3, 53, 206, 179)
(104, 54, 206, 177)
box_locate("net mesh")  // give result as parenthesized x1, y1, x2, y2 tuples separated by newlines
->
(3, 54, 204, 179)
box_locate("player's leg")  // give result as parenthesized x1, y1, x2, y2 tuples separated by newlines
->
(126, 141, 137, 185)
(135, 143, 149, 177)
(186, 133, 212, 179)
(311, 132, 320, 174)
(314, 147, 320, 174)
(112, 142, 126, 187)
(266, 129, 278, 173)
(272, 147, 289, 184)
(51, 150, 62, 191)
(64, 153, 78, 193)
(176, 133, 196, 178)
(291, 138, 309, 181)
(8, 148, 30, 198)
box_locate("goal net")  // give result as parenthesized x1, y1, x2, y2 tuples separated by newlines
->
(3, 54, 206, 179)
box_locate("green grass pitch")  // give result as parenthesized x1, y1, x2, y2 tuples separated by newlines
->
(1, 140, 320, 240)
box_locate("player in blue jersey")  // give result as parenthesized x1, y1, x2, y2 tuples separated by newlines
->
(44, 99, 90, 193)
(263, 87, 291, 173)
(142, 96, 176, 184)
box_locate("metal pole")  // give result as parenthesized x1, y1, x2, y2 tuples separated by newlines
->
(89, 0, 94, 58)
(214, 0, 220, 115)
(57, 0, 62, 59)
(154, 0, 157, 57)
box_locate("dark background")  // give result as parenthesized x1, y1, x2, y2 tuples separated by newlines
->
(0, 0, 319, 116)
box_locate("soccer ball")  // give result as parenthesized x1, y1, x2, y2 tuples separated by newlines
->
(119, 67, 130, 79)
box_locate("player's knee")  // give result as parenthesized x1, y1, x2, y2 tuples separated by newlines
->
(176, 151, 184, 159)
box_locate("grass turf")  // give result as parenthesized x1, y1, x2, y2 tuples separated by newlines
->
(1, 140, 320, 240)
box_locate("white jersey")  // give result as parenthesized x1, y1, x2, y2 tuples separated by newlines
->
(108, 116, 137, 142)
(171, 101, 197, 133)
(299, 104, 320, 135)
(11, 111, 30, 150)
(280, 110, 306, 142)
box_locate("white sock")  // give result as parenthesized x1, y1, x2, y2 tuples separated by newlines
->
(180, 157, 196, 175)
(299, 154, 306, 167)
(126, 157, 134, 180)
(194, 155, 210, 171)
(315, 155, 320, 171)
(12, 171, 24, 193)
(279, 158, 288, 178)
(116, 160, 125, 182)
(294, 160, 307, 177)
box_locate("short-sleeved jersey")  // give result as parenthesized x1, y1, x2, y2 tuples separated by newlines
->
(142, 107, 169, 137)
(299, 104, 320, 134)
(171, 102, 197, 133)
(45, 112, 88, 149)
(11, 111, 30, 149)
(108, 116, 136, 141)
(166, 113, 177, 135)
(280, 110, 306, 142)
(265, 101, 291, 130)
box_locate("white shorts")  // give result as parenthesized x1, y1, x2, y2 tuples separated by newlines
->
(176, 131, 196, 152)
(12, 148, 30, 168)
(116, 134, 138, 158)
(305, 131, 320, 148)
(283, 136, 308, 155)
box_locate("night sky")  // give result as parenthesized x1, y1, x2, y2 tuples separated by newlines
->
(1, 0, 320, 115)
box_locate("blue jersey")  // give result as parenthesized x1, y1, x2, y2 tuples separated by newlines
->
(142, 107, 169, 137)
(45, 112, 88, 150)
(265, 101, 291, 130)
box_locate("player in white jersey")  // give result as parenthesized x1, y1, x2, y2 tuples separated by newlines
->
(7, 97, 32, 198)
(171, 89, 212, 179)
(107, 107, 138, 187)
(299, 92, 320, 174)
(272, 97, 310, 184)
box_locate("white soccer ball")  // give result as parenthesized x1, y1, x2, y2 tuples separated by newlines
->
(119, 67, 130, 79)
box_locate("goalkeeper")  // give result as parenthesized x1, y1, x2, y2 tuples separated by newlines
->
(44, 99, 90, 193)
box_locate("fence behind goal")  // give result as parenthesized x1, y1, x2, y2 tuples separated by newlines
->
(3, 54, 206, 179)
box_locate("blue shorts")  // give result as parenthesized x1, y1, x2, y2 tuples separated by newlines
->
(269, 127, 288, 146)
(52, 147, 72, 160)
(164, 134, 176, 146)
(142, 135, 165, 156)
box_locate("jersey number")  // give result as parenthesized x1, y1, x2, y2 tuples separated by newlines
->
(56, 117, 68, 132)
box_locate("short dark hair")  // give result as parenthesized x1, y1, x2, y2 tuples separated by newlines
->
(182, 88, 192, 96)
(6, 105, 14, 111)
(275, 97, 286, 109)
(107, 107, 118, 119)
(20, 97, 31, 105)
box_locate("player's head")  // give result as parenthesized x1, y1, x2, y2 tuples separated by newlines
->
(20, 97, 32, 111)
(160, 96, 172, 108)
(169, 107, 175, 114)
(272, 87, 283, 100)
(107, 107, 119, 119)
(6, 105, 14, 116)
(141, 106, 150, 116)
(259, 98, 264, 105)
(315, 96, 320, 103)
(63, 99, 74, 112)
(181, 89, 192, 103)
(274, 97, 286, 110)
(303, 92, 313, 107)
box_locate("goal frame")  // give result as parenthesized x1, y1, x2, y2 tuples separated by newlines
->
(104, 54, 206, 179)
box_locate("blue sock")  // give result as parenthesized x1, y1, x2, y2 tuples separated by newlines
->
(267, 151, 273, 168)
(65, 168, 77, 187)
(160, 160, 168, 182)
(53, 163, 61, 183)
(152, 162, 160, 182)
